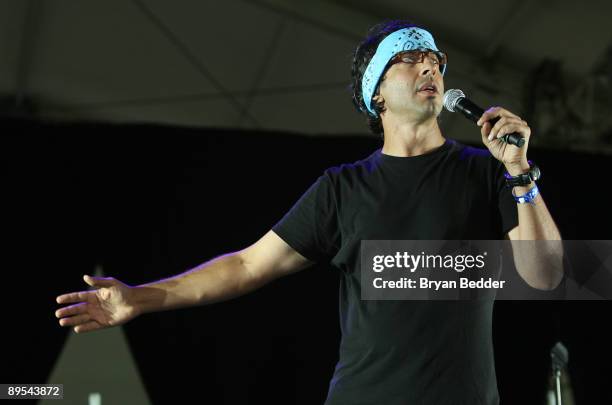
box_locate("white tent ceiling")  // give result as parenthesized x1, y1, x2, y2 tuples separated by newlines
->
(1, 0, 611, 151)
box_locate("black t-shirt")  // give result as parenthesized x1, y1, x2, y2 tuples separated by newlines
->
(272, 138, 518, 405)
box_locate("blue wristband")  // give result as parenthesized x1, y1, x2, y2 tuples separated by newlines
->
(512, 183, 539, 205)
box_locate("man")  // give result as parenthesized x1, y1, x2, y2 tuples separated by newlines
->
(55, 20, 562, 404)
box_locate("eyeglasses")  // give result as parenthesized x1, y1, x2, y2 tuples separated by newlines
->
(388, 49, 448, 68)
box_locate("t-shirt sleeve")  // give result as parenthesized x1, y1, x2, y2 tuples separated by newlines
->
(272, 173, 341, 263)
(493, 159, 519, 236)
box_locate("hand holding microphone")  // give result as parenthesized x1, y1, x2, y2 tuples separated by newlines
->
(443, 89, 526, 148)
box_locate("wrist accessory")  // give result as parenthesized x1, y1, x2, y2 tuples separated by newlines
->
(504, 160, 540, 187)
(512, 183, 539, 205)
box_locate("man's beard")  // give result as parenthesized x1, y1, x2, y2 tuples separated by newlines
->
(415, 98, 442, 121)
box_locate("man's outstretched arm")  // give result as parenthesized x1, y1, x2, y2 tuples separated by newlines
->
(55, 230, 313, 333)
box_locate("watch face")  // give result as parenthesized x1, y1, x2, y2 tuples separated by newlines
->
(521, 174, 531, 185)
(530, 166, 541, 181)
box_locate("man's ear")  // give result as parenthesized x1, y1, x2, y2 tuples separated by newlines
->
(372, 94, 385, 116)
(372, 94, 385, 110)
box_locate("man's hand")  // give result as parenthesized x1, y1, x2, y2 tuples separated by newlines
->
(477, 106, 531, 173)
(55, 275, 139, 334)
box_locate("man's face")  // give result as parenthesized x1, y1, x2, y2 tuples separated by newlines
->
(373, 50, 445, 122)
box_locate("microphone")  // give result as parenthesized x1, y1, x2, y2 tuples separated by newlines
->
(550, 341, 568, 405)
(551, 341, 568, 373)
(443, 89, 525, 148)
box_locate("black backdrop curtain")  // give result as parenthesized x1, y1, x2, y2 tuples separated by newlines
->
(2, 118, 610, 404)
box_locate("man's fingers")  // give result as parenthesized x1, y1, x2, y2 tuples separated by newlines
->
(56, 275, 115, 305)
(487, 117, 525, 141)
(59, 313, 91, 327)
(55, 302, 88, 318)
(74, 321, 101, 334)
(480, 121, 492, 139)
(83, 274, 116, 288)
(56, 290, 94, 304)
(492, 122, 530, 142)
(477, 106, 521, 126)
(477, 106, 501, 126)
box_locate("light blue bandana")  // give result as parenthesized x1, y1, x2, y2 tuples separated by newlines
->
(361, 27, 447, 116)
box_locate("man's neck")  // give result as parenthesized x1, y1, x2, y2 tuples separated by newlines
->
(381, 117, 445, 157)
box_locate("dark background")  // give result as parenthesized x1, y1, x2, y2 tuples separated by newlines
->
(2, 118, 611, 404)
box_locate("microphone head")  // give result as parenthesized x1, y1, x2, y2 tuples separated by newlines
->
(551, 341, 569, 370)
(443, 89, 466, 112)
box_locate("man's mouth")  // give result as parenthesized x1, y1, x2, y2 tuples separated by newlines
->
(417, 83, 438, 94)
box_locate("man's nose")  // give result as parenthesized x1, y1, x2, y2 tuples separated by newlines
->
(420, 58, 438, 76)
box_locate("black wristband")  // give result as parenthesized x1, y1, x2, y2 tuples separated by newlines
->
(504, 161, 541, 187)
